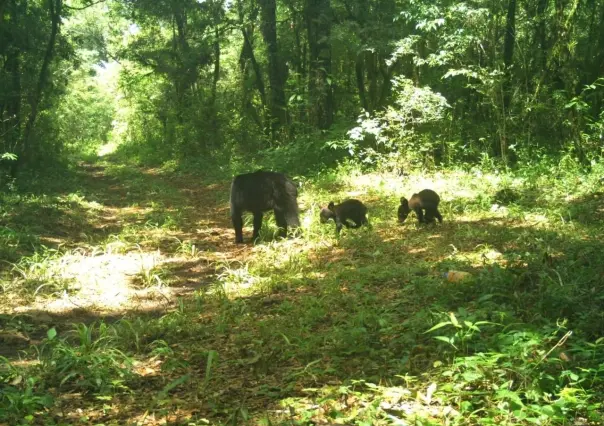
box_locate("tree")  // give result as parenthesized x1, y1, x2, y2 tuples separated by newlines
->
(305, 0, 333, 129)
(258, 0, 288, 133)
(21, 0, 63, 167)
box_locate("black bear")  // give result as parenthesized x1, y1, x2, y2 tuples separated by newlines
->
(398, 189, 442, 224)
(320, 199, 369, 235)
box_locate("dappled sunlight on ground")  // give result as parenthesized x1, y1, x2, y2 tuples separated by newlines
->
(2, 160, 604, 424)
(268, 380, 461, 425)
(9, 252, 173, 315)
(0, 161, 246, 323)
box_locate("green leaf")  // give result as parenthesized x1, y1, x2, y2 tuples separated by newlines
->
(204, 351, 218, 386)
(0, 152, 17, 161)
(495, 389, 524, 407)
(158, 374, 190, 399)
(474, 321, 498, 326)
(280, 333, 292, 345)
(449, 312, 460, 327)
(462, 371, 482, 381)
(425, 321, 452, 333)
(60, 372, 78, 387)
(434, 336, 456, 348)
(47, 328, 57, 340)
(460, 401, 473, 412)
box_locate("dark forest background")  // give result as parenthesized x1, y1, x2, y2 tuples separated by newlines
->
(2, 0, 603, 179)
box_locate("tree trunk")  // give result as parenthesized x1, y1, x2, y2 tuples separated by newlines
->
(4, 47, 21, 153)
(367, 50, 378, 109)
(590, 1, 604, 83)
(241, 28, 268, 110)
(237, 0, 268, 128)
(500, 0, 516, 161)
(258, 0, 288, 134)
(535, 0, 548, 72)
(1, 0, 21, 161)
(305, 0, 333, 129)
(287, 6, 306, 124)
(20, 0, 61, 168)
(377, 63, 392, 108)
(355, 52, 368, 111)
(211, 26, 220, 106)
(502, 0, 516, 111)
(291, 8, 304, 78)
(173, 5, 194, 123)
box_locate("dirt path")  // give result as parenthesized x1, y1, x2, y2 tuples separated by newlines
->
(1, 160, 248, 355)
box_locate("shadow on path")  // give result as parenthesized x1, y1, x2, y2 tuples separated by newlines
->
(0, 159, 250, 357)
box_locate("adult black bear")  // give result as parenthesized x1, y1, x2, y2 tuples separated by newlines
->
(230, 170, 300, 243)
(320, 199, 369, 235)
(398, 189, 442, 224)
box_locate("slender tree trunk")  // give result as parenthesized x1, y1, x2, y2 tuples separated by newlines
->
(211, 26, 220, 106)
(355, 52, 368, 111)
(502, 0, 516, 111)
(535, 0, 548, 72)
(590, 0, 604, 114)
(173, 5, 193, 124)
(258, 0, 288, 134)
(500, 0, 516, 162)
(206, 25, 221, 149)
(591, 1, 604, 81)
(288, 7, 306, 124)
(2, 0, 21, 160)
(5, 47, 21, 152)
(366, 51, 377, 109)
(237, 0, 268, 131)
(238, 32, 263, 136)
(20, 0, 61, 168)
(291, 10, 304, 78)
(377, 63, 392, 108)
(305, 0, 333, 129)
(241, 28, 268, 110)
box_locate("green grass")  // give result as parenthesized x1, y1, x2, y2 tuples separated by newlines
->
(1, 157, 603, 425)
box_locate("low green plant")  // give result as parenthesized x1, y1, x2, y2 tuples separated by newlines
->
(0, 357, 53, 424)
(39, 325, 134, 395)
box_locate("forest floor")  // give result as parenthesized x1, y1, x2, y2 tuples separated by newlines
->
(1, 160, 241, 335)
(1, 155, 604, 425)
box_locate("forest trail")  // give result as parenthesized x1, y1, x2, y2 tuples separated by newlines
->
(3, 159, 604, 424)
(1, 159, 248, 354)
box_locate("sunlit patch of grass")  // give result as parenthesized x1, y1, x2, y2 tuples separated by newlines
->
(174, 238, 202, 258)
(5, 247, 78, 299)
(0, 241, 179, 315)
(0, 191, 107, 262)
(132, 259, 172, 289)
(99, 234, 134, 254)
(273, 380, 459, 425)
(213, 260, 264, 297)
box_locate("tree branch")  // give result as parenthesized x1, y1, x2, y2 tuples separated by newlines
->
(64, 0, 105, 11)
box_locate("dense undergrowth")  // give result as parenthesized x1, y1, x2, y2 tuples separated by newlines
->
(1, 153, 604, 425)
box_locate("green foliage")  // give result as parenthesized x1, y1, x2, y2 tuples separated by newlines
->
(347, 77, 450, 169)
(3, 0, 604, 179)
(0, 357, 53, 424)
(39, 324, 134, 395)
